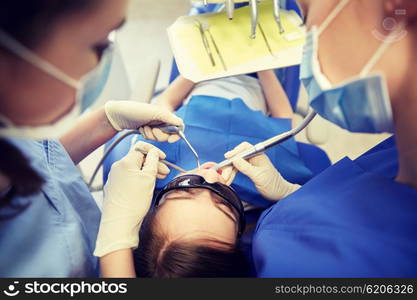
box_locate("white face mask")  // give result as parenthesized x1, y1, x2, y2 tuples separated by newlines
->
(0, 29, 114, 140)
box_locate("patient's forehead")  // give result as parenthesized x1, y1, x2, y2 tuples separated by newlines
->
(155, 189, 237, 244)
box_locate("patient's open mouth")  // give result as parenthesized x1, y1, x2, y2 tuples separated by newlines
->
(201, 162, 222, 175)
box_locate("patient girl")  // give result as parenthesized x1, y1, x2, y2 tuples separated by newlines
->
(134, 162, 250, 277)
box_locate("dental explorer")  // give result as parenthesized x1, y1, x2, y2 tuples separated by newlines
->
(135, 149, 187, 173)
(157, 125, 201, 169)
(212, 110, 317, 171)
(249, 0, 258, 39)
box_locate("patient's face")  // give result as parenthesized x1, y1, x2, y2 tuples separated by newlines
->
(155, 162, 239, 245)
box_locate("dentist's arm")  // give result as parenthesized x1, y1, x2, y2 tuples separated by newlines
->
(60, 102, 184, 164)
(95, 142, 170, 278)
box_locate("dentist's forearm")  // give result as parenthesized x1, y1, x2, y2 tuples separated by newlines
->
(100, 249, 136, 278)
(60, 107, 117, 165)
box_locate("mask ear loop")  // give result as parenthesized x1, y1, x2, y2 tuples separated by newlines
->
(0, 29, 80, 89)
(317, 0, 351, 36)
(359, 21, 407, 77)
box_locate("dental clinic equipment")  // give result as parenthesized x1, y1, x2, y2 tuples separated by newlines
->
(226, 0, 235, 20)
(192, 1, 284, 37)
(212, 110, 317, 171)
(258, 22, 274, 56)
(87, 124, 200, 190)
(157, 125, 201, 169)
(88, 130, 139, 189)
(249, 0, 258, 39)
(202, 21, 228, 71)
(196, 19, 216, 67)
(135, 149, 187, 173)
(169, 1, 305, 82)
(273, 0, 285, 34)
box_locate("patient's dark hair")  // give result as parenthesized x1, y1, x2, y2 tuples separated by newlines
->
(134, 209, 250, 278)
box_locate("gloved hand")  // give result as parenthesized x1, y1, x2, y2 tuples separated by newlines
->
(221, 165, 238, 186)
(94, 142, 170, 257)
(105, 100, 184, 143)
(225, 142, 300, 201)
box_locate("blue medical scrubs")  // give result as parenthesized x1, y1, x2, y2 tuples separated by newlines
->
(253, 137, 417, 277)
(0, 138, 101, 277)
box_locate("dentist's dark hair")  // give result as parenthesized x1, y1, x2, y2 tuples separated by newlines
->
(134, 209, 251, 278)
(0, 0, 99, 50)
(0, 0, 99, 217)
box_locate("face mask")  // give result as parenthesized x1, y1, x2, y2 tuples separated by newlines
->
(300, 0, 397, 133)
(0, 29, 114, 140)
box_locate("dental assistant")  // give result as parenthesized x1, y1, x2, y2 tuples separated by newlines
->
(227, 0, 417, 277)
(0, 0, 182, 277)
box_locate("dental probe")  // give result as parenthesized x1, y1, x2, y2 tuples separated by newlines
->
(212, 110, 317, 171)
(157, 125, 201, 169)
(135, 149, 187, 173)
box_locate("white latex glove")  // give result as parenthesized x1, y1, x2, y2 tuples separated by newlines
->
(221, 165, 238, 186)
(105, 100, 184, 143)
(94, 142, 170, 257)
(225, 142, 300, 201)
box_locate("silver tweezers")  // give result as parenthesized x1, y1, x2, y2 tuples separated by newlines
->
(195, 20, 216, 67)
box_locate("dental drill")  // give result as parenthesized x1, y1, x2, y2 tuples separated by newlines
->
(226, 0, 235, 20)
(212, 110, 317, 171)
(273, 0, 285, 34)
(249, 0, 258, 39)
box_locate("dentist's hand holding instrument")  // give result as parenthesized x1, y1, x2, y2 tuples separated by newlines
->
(95, 142, 169, 258)
(224, 142, 300, 201)
(104, 100, 185, 143)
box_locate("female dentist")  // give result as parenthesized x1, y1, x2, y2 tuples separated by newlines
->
(0, 0, 182, 277)
(226, 0, 417, 277)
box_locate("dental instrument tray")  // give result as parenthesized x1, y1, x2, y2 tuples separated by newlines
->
(168, 0, 305, 82)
